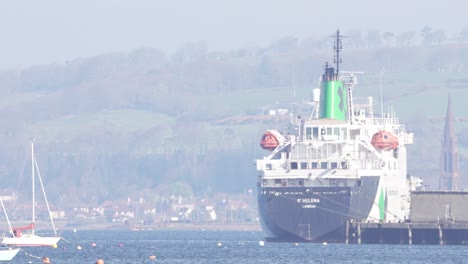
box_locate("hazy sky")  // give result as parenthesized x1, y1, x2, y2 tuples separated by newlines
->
(0, 0, 465, 69)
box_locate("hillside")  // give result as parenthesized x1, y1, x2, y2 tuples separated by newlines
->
(0, 42, 468, 204)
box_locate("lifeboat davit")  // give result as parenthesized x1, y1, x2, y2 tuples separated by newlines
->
(371, 130, 399, 150)
(260, 130, 285, 151)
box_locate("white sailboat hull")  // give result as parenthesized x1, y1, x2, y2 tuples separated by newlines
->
(0, 247, 20, 261)
(2, 235, 60, 247)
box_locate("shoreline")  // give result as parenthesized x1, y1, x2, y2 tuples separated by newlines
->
(60, 222, 262, 232)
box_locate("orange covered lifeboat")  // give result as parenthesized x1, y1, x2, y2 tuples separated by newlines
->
(260, 130, 285, 151)
(371, 130, 399, 150)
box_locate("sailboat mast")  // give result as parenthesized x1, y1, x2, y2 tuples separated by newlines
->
(35, 159, 58, 236)
(31, 141, 35, 236)
(0, 194, 14, 237)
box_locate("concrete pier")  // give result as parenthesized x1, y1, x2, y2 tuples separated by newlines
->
(345, 221, 468, 245)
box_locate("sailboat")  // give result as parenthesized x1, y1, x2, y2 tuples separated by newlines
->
(0, 193, 20, 260)
(1, 142, 61, 247)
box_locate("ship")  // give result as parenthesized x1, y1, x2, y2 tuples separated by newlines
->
(256, 30, 422, 243)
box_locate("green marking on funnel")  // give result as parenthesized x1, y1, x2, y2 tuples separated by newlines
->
(319, 80, 347, 120)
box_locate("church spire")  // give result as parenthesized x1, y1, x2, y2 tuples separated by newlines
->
(439, 93, 459, 190)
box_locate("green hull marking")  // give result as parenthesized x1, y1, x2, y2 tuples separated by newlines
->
(378, 188, 385, 221)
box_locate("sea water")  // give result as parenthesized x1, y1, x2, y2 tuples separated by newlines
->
(11, 229, 468, 263)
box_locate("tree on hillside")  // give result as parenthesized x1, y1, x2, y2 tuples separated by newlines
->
(421, 27, 446, 46)
(459, 25, 468, 42)
(269, 36, 298, 54)
(383, 32, 395, 47)
(420, 26, 433, 46)
(128, 48, 168, 72)
(345, 30, 365, 49)
(301, 36, 322, 51)
(256, 56, 274, 88)
(365, 30, 382, 48)
(172, 41, 208, 64)
(432, 29, 446, 45)
(396, 31, 415, 46)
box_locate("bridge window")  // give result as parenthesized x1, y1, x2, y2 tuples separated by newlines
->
(313, 127, 319, 139)
(320, 162, 328, 169)
(334, 127, 340, 138)
(291, 162, 298, 169)
(306, 127, 312, 140)
(311, 162, 318, 169)
(300, 162, 308, 169)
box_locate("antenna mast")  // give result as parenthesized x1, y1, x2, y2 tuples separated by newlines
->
(333, 29, 343, 78)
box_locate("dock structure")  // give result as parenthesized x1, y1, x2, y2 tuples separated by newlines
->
(345, 221, 468, 245)
(344, 191, 468, 245)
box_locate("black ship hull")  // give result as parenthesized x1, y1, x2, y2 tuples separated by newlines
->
(257, 176, 380, 242)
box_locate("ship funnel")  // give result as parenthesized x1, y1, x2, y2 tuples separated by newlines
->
(319, 65, 347, 120)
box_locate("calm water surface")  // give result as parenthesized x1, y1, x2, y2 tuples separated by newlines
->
(10, 230, 468, 263)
